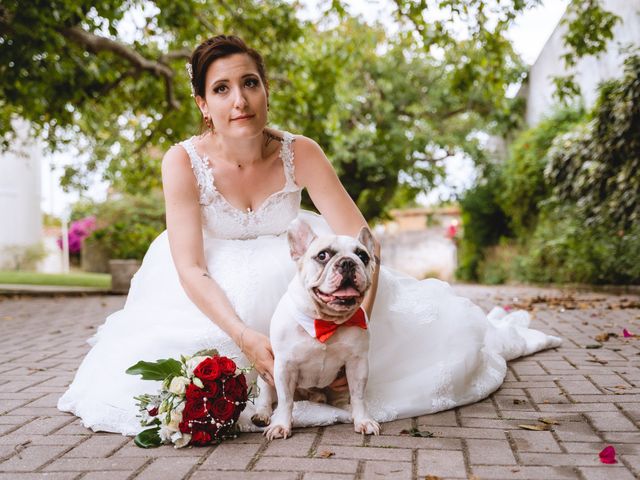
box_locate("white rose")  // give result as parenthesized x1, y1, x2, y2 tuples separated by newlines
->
(168, 376, 189, 395)
(167, 409, 183, 431)
(172, 432, 191, 449)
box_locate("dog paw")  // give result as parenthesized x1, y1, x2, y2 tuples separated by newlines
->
(251, 413, 271, 427)
(354, 418, 380, 435)
(263, 423, 291, 440)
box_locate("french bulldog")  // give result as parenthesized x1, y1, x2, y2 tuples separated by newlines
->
(251, 219, 380, 439)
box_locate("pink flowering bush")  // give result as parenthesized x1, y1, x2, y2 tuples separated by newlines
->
(57, 216, 97, 254)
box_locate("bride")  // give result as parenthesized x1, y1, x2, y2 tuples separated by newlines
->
(58, 34, 561, 435)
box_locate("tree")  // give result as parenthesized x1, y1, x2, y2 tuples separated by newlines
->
(0, 0, 621, 220)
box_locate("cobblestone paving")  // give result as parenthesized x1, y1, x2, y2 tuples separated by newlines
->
(0, 285, 639, 479)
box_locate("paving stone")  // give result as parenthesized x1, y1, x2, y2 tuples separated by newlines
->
(135, 456, 201, 480)
(199, 443, 261, 470)
(509, 430, 563, 453)
(303, 474, 356, 480)
(578, 466, 638, 480)
(42, 457, 147, 472)
(416, 449, 466, 478)
(253, 457, 359, 474)
(361, 460, 412, 479)
(263, 433, 315, 457)
(467, 438, 517, 465)
(471, 465, 578, 479)
(314, 445, 411, 462)
(191, 472, 297, 480)
(1, 289, 638, 479)
(0, 444, 68, 471)
(63, 435, 130, 457)
(584, 411, 639, 432)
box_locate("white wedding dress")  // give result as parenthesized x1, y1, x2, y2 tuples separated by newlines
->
(58, 132, 561, 435)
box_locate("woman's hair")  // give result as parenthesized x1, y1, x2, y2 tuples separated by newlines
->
(188, 35, 268, 98)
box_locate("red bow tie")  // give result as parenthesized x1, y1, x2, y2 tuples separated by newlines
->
(314, 308, 368, 343)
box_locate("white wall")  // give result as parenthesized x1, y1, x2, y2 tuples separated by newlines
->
(0, 118, 43, 268)
(526, 0, 640, 126)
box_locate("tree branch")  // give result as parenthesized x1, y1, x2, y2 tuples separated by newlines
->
(59, 26, 181, 109)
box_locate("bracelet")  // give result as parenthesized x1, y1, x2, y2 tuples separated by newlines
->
(238, 325, 248, 352)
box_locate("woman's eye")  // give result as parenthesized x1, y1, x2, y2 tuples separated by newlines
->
(245, 78, 259, 88)
(213, 85, 228, 94)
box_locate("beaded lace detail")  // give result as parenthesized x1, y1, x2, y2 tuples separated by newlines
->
(179, 132, 302, 239)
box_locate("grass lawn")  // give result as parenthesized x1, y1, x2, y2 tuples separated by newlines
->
(0, 271, 111, 288)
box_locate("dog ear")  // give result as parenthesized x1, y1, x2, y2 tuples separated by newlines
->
(357, 226, 376, 258)
(288, 219, 317, 261)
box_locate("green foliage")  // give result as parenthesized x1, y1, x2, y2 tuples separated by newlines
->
(460, 53, 640, 285)
(0, 270, 110, 287)
(545, 54, 640, 230)
(522, 205, 640, 284)
(73, 193, 166, 260)
(134, 427, 162, 448)
(0, 243, 47, 271)
(126, 358, 183, 381)
(500, 106, 586, 235)
(456, 167, 511, 281)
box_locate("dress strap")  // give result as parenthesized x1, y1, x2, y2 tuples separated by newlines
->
(281, 132, 297, 188)
(179, 137, 215, 205)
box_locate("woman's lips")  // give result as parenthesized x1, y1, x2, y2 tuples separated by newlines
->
(230, 114, 255, 121)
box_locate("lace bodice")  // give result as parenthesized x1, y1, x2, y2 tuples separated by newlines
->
(179, 132, 302, 240)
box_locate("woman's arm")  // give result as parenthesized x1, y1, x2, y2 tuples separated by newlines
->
(161, 146, 275, 384)
(293, 137, 381, 318)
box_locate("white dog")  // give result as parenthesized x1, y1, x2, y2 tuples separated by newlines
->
(251, 219, 380, 439)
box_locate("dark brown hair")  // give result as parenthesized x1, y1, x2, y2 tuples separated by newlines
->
(189, 35, 269, 98)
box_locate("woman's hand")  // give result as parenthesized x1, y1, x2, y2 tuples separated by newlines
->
(239, 328, 275, 387)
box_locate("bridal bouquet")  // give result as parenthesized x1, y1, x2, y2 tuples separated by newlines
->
(126, 349, 250, 448)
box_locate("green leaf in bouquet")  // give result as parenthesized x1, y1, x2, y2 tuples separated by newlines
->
(134, 426, 162, 448)
(126, 358, 182, 381)
(192, 348, 219, 358)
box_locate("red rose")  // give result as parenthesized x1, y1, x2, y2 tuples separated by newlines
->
(202, 380, 220, 398)
(224, 376, 248, 402)
(193, 357, 221, 382)
(191, 429, 212, 446)
(179, 418, 191, 433)
(209, 397, 235, 422)
(147, 407, 158, 417)
(183, 396, 207, 421)
(217, 356, 237, 376)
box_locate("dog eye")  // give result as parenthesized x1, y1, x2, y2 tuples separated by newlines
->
(316, 251, 330, 262)
(355, 249, 370, 265)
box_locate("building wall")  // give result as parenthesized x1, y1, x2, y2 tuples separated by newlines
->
(0, 119, 43, 268)
(526, 0, 640, 126)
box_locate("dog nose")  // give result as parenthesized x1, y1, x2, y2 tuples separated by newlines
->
(338, 258, 356, 275)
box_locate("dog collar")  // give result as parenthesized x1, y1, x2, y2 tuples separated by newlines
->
(292, 304, 369, 343)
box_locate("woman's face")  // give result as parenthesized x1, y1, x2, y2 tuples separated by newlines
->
(196, 53, 268, 139)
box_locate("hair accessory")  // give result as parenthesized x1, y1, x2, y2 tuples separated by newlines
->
(185, 62, 195, 97)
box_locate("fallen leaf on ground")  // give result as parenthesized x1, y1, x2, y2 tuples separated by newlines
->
(538, 418, 560, 425)
(599, 445, 617, 464)
(425, 475, 442, 480)
(400, 428, 434, 438)
(513, 399, 526, 405)
(623, 328, 634, 338)
(595, 332, 618, 342)
(518, 424, 551, 431)
(585, 344, 602, 349)
(317, 450, 334, 458)
(586, 359, 608, 365)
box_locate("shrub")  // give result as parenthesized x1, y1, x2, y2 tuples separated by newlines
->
(72, 192, 166, 266)
(499, 106, 585, 235)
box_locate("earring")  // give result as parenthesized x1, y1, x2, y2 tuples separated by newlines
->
(204, 115, 214, 132)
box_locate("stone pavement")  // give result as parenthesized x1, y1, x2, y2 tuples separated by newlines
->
(0, 285, 639, 480)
